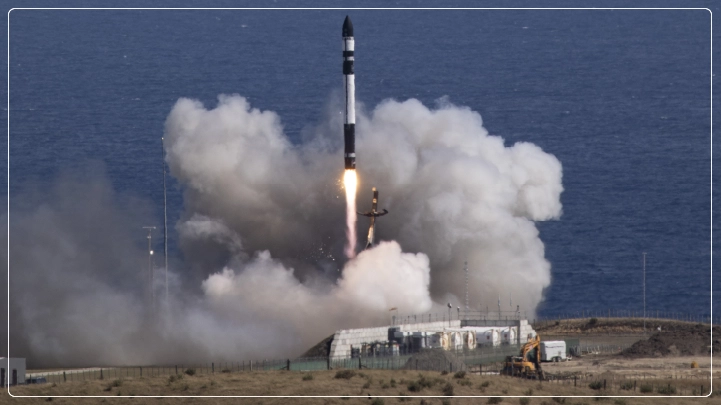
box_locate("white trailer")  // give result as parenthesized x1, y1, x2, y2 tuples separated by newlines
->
(540, 341, 567, 362)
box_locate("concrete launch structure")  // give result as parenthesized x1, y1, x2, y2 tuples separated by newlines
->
(342, 16, 356, 170)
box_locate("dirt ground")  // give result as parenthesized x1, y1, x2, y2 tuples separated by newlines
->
(3, 366, 718, 405)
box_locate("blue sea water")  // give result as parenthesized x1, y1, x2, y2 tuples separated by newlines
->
(4, 3, 716, 317)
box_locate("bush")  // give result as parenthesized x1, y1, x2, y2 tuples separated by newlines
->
(481, 381, 491, 388)
(184, 368, 196, 376)
(398, 392, 409, 402)
(334, 370, 356, 379)
(691, 361, 699, 368)
(181, 383, 189, 391)
(371, 399, 384, 405)
(453, 371, 466, 379)
(363, 380, 372, 389)
(588, 381, 603, 390)
(443, 382, 455, 396)
(458, 379, 472, 386)
(221, 369, 230, 373)
(302, 373, 314, 381)
(613, 400, 626, 405)
(657, 384, 676, 395)
(524, 388, 533, 396)
(589, 318, 598, 325)
(552, 398, 565, 403)
(441, 400, 451, 405)
(619, 381, 633, 390)
(390, 378, 396, 388)
(111, 379, 122, 387)
(381, 383, 390, 389)
(519, 399, 530, 405)
(407, 381, 421, 392)
(639, 384, 653, 393)
(441, 370, 449, 375)
(487, 398, 503, 404)
(502, 389, 508, 394)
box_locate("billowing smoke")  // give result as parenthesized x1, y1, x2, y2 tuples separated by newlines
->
(7, 94, 562, 367)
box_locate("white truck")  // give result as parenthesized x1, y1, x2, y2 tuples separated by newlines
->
(540, 341, 567, 362)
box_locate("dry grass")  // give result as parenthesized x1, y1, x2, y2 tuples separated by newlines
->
(4, 368, 718, 405)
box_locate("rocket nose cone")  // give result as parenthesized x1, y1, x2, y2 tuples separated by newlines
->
(342, 16, 354, 37)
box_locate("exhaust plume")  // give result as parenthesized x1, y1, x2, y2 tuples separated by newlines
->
(343, 169, 358, 258)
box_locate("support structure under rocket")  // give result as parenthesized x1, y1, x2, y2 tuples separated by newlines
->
(358, 187, 388, 249)
(343, 16, 356, 170)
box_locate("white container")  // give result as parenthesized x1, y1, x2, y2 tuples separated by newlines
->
(540, 341, 567, 362)
(500, 327, 517, 345)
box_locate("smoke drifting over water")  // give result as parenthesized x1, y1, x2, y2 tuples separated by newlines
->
(7, 94, 562, 367)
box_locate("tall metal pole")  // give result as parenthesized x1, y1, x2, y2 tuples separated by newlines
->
(643, 252, 646, 335)
(162, 137, 168, 306)
(464, 261, 469, 312)
(143, 226, 156, 313)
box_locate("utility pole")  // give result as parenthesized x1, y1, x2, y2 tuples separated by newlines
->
(162, 137, 169, 307)
(143, 226, 156, 314)
(464, 261, 469, 312)
(643, 252, 646, 335)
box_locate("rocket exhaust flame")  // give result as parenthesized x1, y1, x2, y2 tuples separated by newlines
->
(343, 169, 357, 258)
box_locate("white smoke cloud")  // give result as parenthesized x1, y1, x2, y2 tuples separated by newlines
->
(164, 94, 563, 318)
(7, 93, 562, 367)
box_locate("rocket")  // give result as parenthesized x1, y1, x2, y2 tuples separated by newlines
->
(342, 16, 356, 170)
(358, 187, 388, 249)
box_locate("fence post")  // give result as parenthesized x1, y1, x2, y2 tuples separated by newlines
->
(100, 368, 104, 380)
(63, 371, 66, 382)
(287, 359, 290, 371)
(212, 363, 214, 374)
(574, 376, 576, 387)
(140, 367, 142, 378)
(359, 357, 362, 370)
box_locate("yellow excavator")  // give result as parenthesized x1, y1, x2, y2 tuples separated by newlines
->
(501, 335, 544, 380)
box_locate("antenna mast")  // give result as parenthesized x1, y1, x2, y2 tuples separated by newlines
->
(162, 137, 169, 306)
(464, 261, 469, 311)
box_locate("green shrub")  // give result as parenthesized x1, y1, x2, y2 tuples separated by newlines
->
(184, 368, 196, 376)
(363, 380, 372, 389)
(502, 389, 508, 394)
(589, 318, 598, 325)
(551, 398, 565, 403)
(398, 392, 409, 402)
(453, 371, 466, 379)
(334, 370, 356, 379)
(458, 379, 472, 386)
(619, 381, 634, 390)
(487, 398, 503, 404)
(441, 400, 451, 405)
(443, 382, 455, 396)
(524, 388, 533, 396)
(519, 399, 530, 405)
(221, 369, 230, 373)
(588, 381, 603, 390)
(639, 384, 653, 393)
(390, 378, 396, 388)
(613, 400, 626, 405)
(657, 384, 676, 395)
(441, 370, 449, 375)
(302, 373, 313, 381)
(111, 379, 122, 387)
(481, 381, 491, 388)
(381, 383, 390, 389)
(181, 383, 189, 391)
(370, 399, 384, 405)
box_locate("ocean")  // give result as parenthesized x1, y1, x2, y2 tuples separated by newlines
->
(5, 4, 715, 318)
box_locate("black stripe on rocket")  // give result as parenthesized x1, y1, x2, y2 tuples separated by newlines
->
(343, 16, 356, 170)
